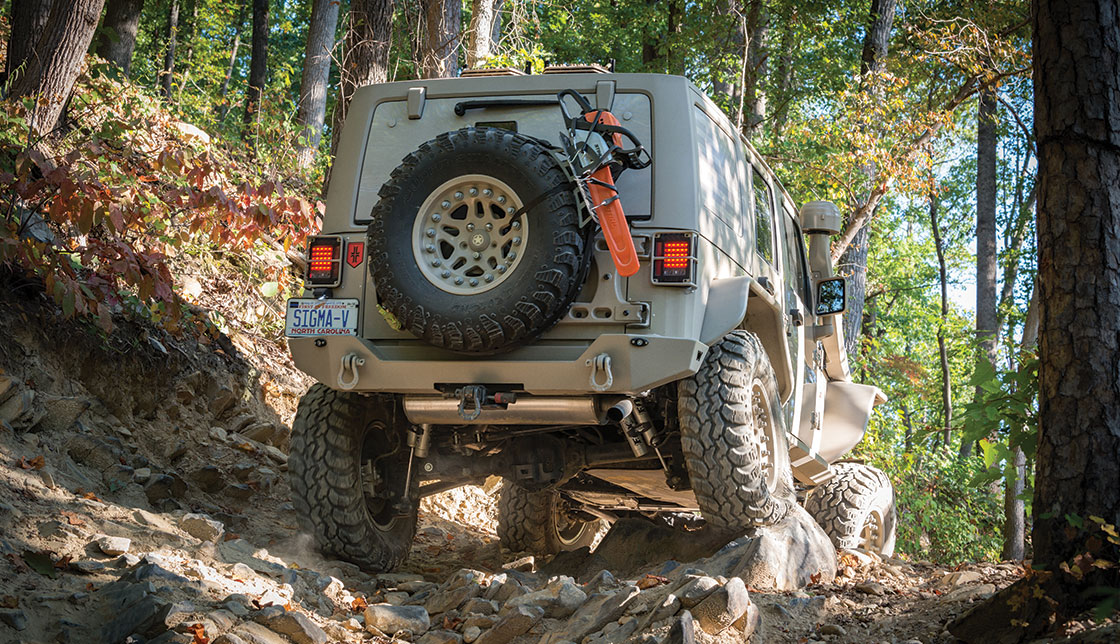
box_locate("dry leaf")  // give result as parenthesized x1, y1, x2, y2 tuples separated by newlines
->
(81, 492, 102, 502)
(185, 623, 209, 644)
(809, 572, 822, 585)
(234, 442, 255, 452)
(350, 596, 368, 613)
(54, 555, 73, 569)
(442, 616, 462, 630)
(283, 602, 294, 612)
(636, 574, 669, 590)
(0, 595, 17, 609)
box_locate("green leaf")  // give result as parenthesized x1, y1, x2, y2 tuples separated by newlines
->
(22, 550, 58, 579)
(259, 282, 279, 298)
(979, 438, 999, 469)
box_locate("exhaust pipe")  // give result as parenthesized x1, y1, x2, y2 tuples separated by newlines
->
(605, 399, 634, 423)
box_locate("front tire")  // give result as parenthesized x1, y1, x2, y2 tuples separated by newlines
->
(288, 384, 418, 572)
(804, 462, 897, 556)
(497, 481, 600, 554)
(677, 331, 796, 532)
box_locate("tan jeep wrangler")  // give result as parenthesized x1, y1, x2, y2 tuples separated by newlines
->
(284, 70, 896, 572)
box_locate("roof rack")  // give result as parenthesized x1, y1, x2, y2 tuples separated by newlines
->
(543, 64, 609, 74)
(460, 67, 527, 77)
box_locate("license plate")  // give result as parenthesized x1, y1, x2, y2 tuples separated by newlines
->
(285, 299, 359, 337)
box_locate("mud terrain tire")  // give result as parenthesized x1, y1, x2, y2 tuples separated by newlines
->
(805, 462, 897, 556)
(497, 481, 600, 554)
(289, 384, 417, 572)
(368, 127, 587, 355)
(678, 331, 796, 532)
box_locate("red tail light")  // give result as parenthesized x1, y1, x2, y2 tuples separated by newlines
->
(652, 232, 695, 285)
(306, 236, 342, 287)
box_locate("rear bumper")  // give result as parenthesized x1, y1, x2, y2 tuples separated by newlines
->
(289, 334, 707, 395)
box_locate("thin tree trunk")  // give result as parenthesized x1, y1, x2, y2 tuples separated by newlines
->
(968, 87, 999, 458)
(243, 0, 269, 134)
(216, 1, 248, 120)
(743, 0, 767, 134)
(1001, 282, 1036, 562)
(930, 187, 952, 447)
(295, 0, 342, 170)
(490, 0, 504, 47)
(161, 0, 180, 99)
(466, 0, 498, 69)
(837, 0, 897, 362)
(667, 0, 685, 76)
(771, 20, 794, 137)
(3, 0, 51, 87)
(96, 0, 145, 76)
(10, 0, 106, 138)
(422, 0, 460, 78)
(327, 0, 395, 182)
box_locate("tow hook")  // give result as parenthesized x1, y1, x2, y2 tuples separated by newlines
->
(587, 353, 614, 391)
(337, 353, 365, 390)
(455, 385, 487, 421)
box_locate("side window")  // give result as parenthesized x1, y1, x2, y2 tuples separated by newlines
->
(782, 211, 811, 303)
(752, 168, 774, 265)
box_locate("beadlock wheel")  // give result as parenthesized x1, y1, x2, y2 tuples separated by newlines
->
(411, 174, 529, 295)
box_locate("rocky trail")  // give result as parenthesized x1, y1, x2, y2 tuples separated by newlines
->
(0, 292, 1103, 644)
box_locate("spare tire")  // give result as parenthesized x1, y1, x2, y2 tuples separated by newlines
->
(368, 127, 588, 354)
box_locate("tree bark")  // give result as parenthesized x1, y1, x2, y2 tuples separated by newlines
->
(743, 0, 767, 134)
(422, 0, 460, 78)
(216, 0, 248, 120)
(1032, 0, 1120, 571)
(836, 0, 897, 361)
(161, 0, 179, 99)
(243, 0, 269, 133)
(967, 87, 1000, 458)
(490, 0, 504, 47)
(95, 0, 144, 76)
(3, 0, 51, 87)
(328, 0, 394, 169)
(10, 0, 106, 138)
(466, 0, 498, 69)
(929, 187, 952, 447)
(295, 0, 342, 170)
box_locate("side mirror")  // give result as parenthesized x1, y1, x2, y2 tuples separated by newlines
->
(815, 277, 847, 316)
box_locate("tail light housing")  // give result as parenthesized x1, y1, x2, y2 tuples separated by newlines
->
(306, 236, 343, 287)
(651, 232, 696, 285)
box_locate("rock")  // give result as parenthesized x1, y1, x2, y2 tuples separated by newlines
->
(242, 422, 276, 444)
(664, 611, 696, 644)
(38, 469, 55, 489)
(72, 559, 107, 574)
(36, 395, 90, 432)
(230, 462, 256, 482)
(233, 621, 291, 644)
(181, 513, 224, 542)
(638, 593, 681, 631)
(0, 609, 28, 631)
(689, 504, 838, 591)
(937, 570, 983, 588)
(212, 635, 249, 644)
(133, 467, 152, 483)
(67, 434, 123, 472)
(428, 582, 481, 614)
(417, 631, 463, 644)
(691, 577, 750, 635)
(101, 594, 170, 642)
(854, 581, 887, 596)
(165, 440, 189, 461)
(485, 575, 527, 603)
(463, 614, 498, 630)
(475, 605, 544, 644)
(583, 570, 618, 594)
(588, 519, 726, 576)
(145, 473, 187, 503)
(190, 466, 226, 493)
(263, 445, 288, 464)
(675, 576, 720, 608)
(254, 606, 328, 644)
(503, 555, 536, 572)
(225, 483, 254, 500)
(96, 535, 132, 556)
(732, 601, 761, 638)
(210, 426, 229, 442)
(211, 387, 238, 417)
(944, 583, 996, 602)
(504, 576, 587, 618)
(461, 598, 497, 615)
(538, 586, 641, 644)
(365, 604, 431, 634)
(820, 623, 847, 636)
(0, 389, 44, 430)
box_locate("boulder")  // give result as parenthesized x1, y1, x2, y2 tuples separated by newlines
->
(538, 586, 640, 644)
(181, 514, 224, 542)
(687, 504, 837, 591)
(96, 535, 132, 556)
(364, 604, 430, 634)
(253, 606, 328, 644)
(674, 576, 719, 608)
(503, 576, 586, 618)
(690, 577, 750, 634)
(475, 605, 544, 644)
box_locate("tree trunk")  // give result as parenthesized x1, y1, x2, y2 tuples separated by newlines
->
(930, 187, 952, 447)
(771, 20, 794, 137)
(295, 0, 342, 170)
(161, 0, 179, 99)
(10, 0, 106, 138)
(328, 0, 395, 174)
(667, 0, 685, 76)
(1033, 0, 1120, 570)
(216, 0, 248, 120)
(490, 0, 504, 47)
(743, 0, 767, 134)
(967, 87, 999, 459)
(243, 0, 269, 134)
(836, 0, 897, 362)
(3, 0, 51, 87)
(466, 0, 498, 69)
(422, 0, 460, 78)
(95, 0, 144, 76)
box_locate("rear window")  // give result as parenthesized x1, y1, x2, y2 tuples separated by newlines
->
(752, 168, 774, 265)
